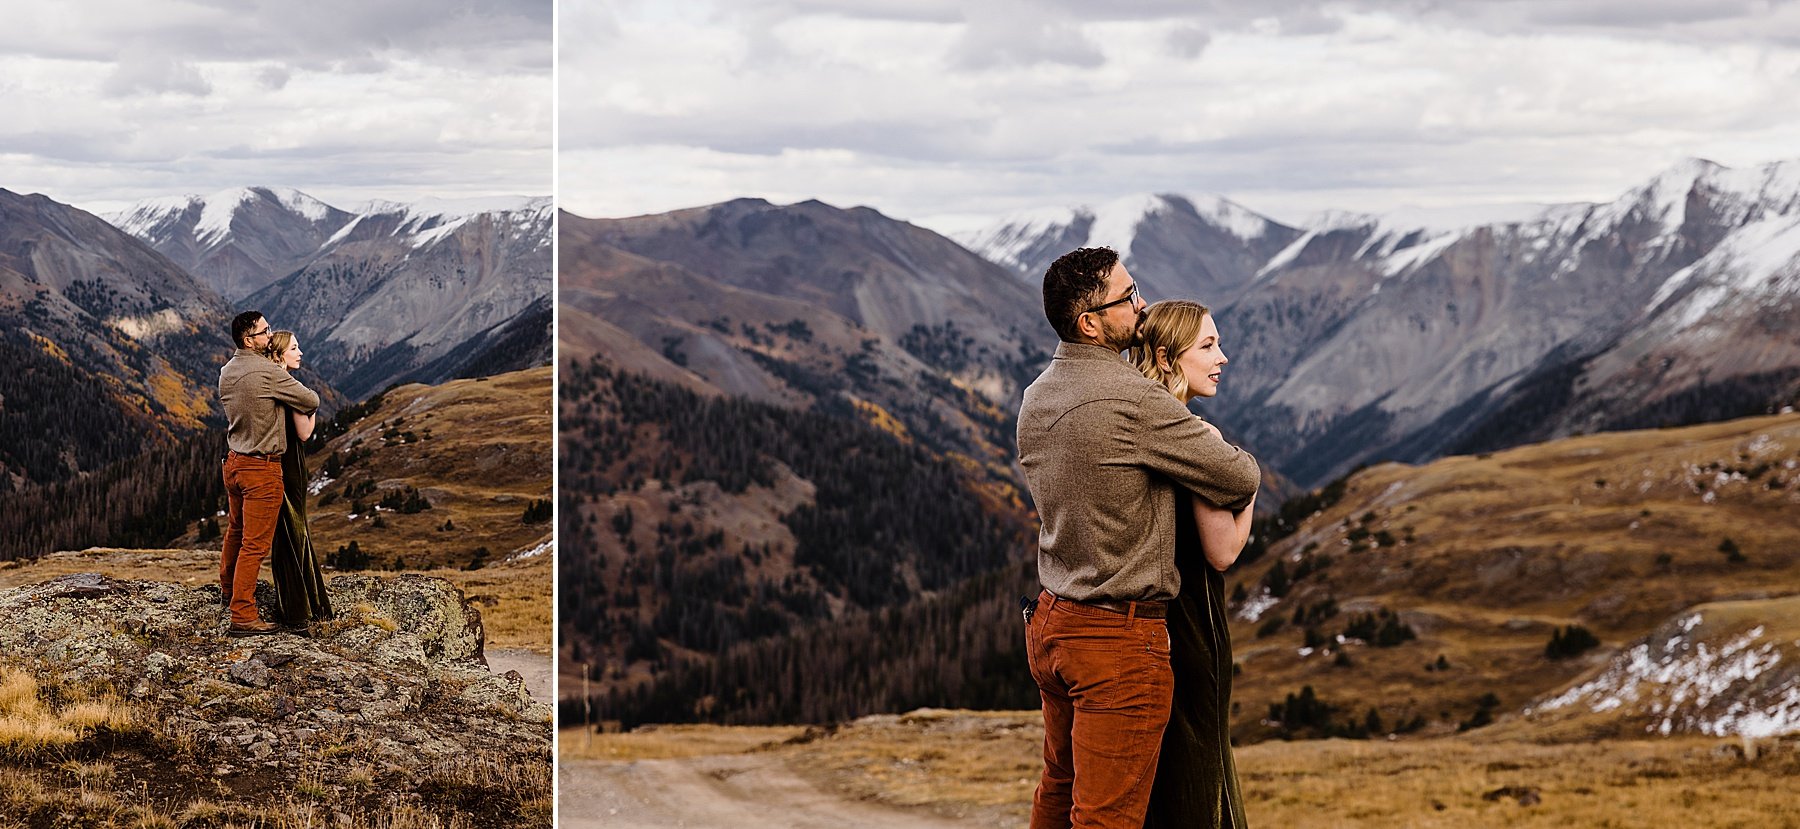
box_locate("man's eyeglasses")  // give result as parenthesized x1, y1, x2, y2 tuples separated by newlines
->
(1084, 284, 1140, 315)
(248, 327, 271, 338)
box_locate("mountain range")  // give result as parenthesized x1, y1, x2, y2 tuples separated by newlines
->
(1, 184, 550, 518)
(109, 188, 554, 401)
(960, 158, 1800, 489)
(560, 157, 1800, 729)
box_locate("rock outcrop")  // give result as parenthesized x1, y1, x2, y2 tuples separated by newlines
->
(0, 572, 550, 817)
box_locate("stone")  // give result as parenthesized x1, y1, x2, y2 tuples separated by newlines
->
(228, 658, 271, 689)
(0, 570, 550, 816)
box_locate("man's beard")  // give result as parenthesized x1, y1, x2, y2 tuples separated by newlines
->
(1100, 310, 1146, 352)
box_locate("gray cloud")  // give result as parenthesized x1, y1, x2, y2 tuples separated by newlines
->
(948, 7, 1106, 70)
(257, 65, 291, 90)
(0, 0, 550, 209)
(101, 45, 213, 97)
(565, 0, 1800, 231)
(1165, 25, 1213, 59)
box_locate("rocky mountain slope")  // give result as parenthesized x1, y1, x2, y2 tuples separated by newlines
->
(962, 159, 1800, 490)
(958, 192, 1303, 308)
(0, 188, 232, 489)
(106, 186, 353, 301)
(109, 188, 554, 402)
(241, 196, 553, 401)
(0, 571, 550, 825)
(560, 200, 1057, 515)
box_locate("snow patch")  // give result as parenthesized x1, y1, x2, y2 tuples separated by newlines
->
(507, 538, 553, 562)
(194, 187, 259, 246)
(1530, 621, 1799, 738)
(1087, 193, 1169, 252)
(1237, 589, 1280, 622)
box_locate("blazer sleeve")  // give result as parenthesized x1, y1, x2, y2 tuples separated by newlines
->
(265, 368, 321, 414)
(1133, 386, 1260, 510)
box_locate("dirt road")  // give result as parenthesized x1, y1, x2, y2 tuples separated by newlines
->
(559, 753, 997, 829)
(487, 647, 551, 701)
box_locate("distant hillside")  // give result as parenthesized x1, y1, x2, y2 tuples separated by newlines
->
(558, 358, 1036, 723)
(0, 188, 232, 490)
(175, 366, 557, 572)
(1220, 412, 1800, 744)
(594, 411, 1799, 739)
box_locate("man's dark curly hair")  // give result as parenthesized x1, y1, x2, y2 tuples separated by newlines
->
(1042, 246, 1120, 342)
(231, 310, 266, 348)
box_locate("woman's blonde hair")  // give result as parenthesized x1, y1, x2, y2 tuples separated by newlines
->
(263, 330, 296, 366)
(1132, 300, 1211, 401)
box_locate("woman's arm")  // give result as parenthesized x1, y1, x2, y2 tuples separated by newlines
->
(292, 408, 316, 443)
(1193, 490, 1256, 571)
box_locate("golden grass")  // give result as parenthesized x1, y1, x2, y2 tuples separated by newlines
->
(1236, 734, 1800, 827)
(0, 548, 210, 590)
(303, 367, 552, 573)
(560, 723, 810, 761)
(314, 601, 400, 637)
(595, 713, 1800, 828)
(428, 551, 553, 653)
(0, 669, 135, 758)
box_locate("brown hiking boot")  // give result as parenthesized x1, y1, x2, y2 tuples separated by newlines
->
(226, 620, 281, 637)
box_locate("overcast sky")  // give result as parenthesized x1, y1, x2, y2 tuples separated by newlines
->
(0, 0, 551, 213)
(563, 0, 1800, 233)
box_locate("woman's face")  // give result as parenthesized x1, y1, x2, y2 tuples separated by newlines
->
(281, 337, 303, 371)
(1168, 313, 1227, 401)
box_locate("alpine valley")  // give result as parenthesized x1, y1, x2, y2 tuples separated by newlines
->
(0, 186, 551, 560)
(559, 158, 1800, 752)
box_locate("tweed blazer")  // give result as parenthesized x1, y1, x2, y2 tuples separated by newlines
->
(1017, 342, 1260, 603)
(219, 348, 320, 456)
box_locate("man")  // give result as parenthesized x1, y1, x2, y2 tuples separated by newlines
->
(218, 310, 320, 636)
(1016, 247, 1260, 828)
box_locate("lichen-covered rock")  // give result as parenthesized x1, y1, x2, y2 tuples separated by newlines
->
(0, 571, 551, 811)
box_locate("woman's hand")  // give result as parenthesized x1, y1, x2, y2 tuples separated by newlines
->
(1196, 418, 1222, 441)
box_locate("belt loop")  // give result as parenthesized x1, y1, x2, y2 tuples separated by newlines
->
(1127, 601, 1138, 623)
(1044, 591, 1058, 612)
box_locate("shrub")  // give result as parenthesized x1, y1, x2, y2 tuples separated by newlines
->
(1545, 625, 1600, 659)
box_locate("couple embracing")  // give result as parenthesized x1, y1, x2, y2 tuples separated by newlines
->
(217, 311, 334, 637)
(1019, 247, 1259, 829)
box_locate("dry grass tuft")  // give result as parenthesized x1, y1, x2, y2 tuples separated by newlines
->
(0, 668, 136, 758)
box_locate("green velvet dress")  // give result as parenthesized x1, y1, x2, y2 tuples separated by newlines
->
(270, 410, 333, 626)
(1143, 491, 1247, 829)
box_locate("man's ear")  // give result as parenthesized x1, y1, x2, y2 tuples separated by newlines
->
(1155, 346, 1172, 372)
(1073, 310, 1099, 342)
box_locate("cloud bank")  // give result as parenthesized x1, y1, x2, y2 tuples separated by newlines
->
(561, 0, 1800, 232)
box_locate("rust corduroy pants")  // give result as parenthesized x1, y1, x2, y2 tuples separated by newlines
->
(221, 453, 283, 626)
(1027, 590, 1175, 829)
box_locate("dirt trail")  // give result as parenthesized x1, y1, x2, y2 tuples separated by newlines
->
(486, 647, 551, 701)
(559, 754, 994, 829)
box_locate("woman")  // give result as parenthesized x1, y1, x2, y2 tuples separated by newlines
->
(1133, 300, 1253, 829)
(263, 330, 333, 627)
